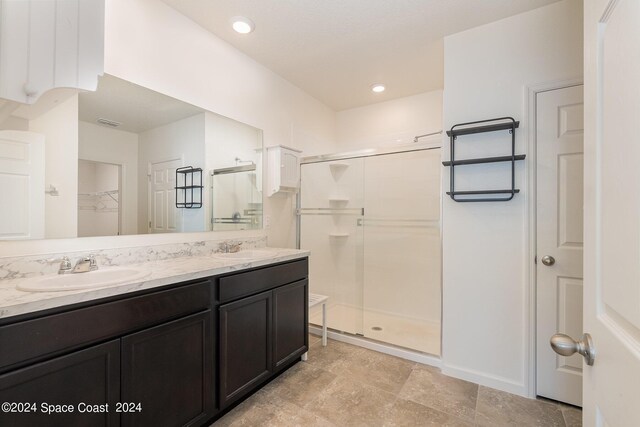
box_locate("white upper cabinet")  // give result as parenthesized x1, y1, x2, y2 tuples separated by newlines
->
(266, 145, 302, 196)
(0, 0, 105, 104)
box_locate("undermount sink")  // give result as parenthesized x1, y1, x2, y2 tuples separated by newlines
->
(17, 268, 151, 292)
(211, 249, 276, 261)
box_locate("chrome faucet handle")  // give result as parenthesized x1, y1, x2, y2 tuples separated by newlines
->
(48, 256, 72, 274)
(88, 255, 98, 271)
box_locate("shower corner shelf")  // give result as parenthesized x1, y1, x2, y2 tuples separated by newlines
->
(328, 232, 349, 238)
(443, 117, 525, 202)
(175, 166, 203, 208)
(328, 196, 349, 203)
(329, 162, 349, 170)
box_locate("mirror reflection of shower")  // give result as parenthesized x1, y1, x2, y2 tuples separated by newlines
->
(234, 157, 255, 166)
(211, 163, 263, 231)
(77, 160, 121, 237)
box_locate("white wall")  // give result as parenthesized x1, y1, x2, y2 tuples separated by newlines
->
(78, 121, 139, 235)
(441, 0, 583, 396)
(138, 113, 206, 233)
(104, 0, 337, 249)
(29, 95, 78, 239)
(336, 91, 442, 151)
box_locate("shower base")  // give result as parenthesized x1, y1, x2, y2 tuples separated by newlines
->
(310, 303, 440, 356)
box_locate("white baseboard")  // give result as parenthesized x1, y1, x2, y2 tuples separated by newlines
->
(441, 363, 528, 397)
(309, 327, 533, 399)
(309, 326, 442, 368)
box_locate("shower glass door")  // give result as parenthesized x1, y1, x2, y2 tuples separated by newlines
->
(301, 148, 441, 356)
(362, 149, 441, 355)
(300, 158, 364, 336)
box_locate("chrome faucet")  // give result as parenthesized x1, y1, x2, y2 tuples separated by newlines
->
(55, 256, 72, 274)
(71, 255, 99, 273)
(219, 241, 243, 253)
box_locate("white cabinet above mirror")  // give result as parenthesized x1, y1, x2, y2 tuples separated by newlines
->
(0, 74, 264, 240)
(0, 0, 105, 105)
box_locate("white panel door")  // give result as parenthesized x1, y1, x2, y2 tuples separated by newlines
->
(582, 0, 640, 425)
(148, 159, 182, 234)
(0, 131, 44, 239)
(536, 85, 584, 406)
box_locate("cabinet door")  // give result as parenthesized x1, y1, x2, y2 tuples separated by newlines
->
(0, 340, 120, 427)
(273, 279, 309, 371)
(121, 311, 214, 427)
(280, 148, 300, 189)
(219, 290, 272, 408)
(0, 0, 104, 104)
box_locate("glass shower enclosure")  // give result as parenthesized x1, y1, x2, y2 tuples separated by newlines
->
(299, 148, 441, 355)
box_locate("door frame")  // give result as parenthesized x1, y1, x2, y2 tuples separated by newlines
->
(525, 78, 583, 398)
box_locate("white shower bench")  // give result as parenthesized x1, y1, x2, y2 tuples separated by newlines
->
(302, 293, 328, 361)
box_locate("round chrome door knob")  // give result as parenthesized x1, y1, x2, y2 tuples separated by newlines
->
(541, 255, 556, 266)
(550, 333, 595, 366)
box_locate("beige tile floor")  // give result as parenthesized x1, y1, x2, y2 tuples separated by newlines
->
(212, 335, 582, 427)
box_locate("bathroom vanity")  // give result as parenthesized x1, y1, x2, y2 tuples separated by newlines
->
(0, 250, 308, 426)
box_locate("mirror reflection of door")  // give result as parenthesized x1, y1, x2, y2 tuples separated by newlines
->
(0, 131, 45, 240)
(148, 158, 182, 234)
(77, 159, 121, 237)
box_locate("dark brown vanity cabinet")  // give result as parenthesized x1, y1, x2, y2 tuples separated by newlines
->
(0, 281, 215, 427)
(0, 257, 309, 426)
(217, 259, 309, 409)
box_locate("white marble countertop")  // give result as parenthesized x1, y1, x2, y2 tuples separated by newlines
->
(0, 247, 309, 320)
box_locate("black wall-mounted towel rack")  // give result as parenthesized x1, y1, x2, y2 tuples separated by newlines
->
(443, 117, 525, 202)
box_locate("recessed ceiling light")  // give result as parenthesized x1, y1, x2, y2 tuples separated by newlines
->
(371, 84, 385, 93)
(231, 16, 255, 34)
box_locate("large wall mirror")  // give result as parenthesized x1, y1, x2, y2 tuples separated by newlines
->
(0, 74, 263, 240)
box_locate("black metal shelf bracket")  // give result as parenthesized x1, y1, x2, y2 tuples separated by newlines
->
(175, 166, 203, 208)
(443, 117, 525, 202)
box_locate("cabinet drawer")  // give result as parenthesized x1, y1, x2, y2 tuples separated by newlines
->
(0, 281, 212, 372)
(218, 258, 308, 304)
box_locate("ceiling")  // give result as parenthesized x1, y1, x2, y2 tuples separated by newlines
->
(162, 0, 561, 111)
(78, 75, 205, 133)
